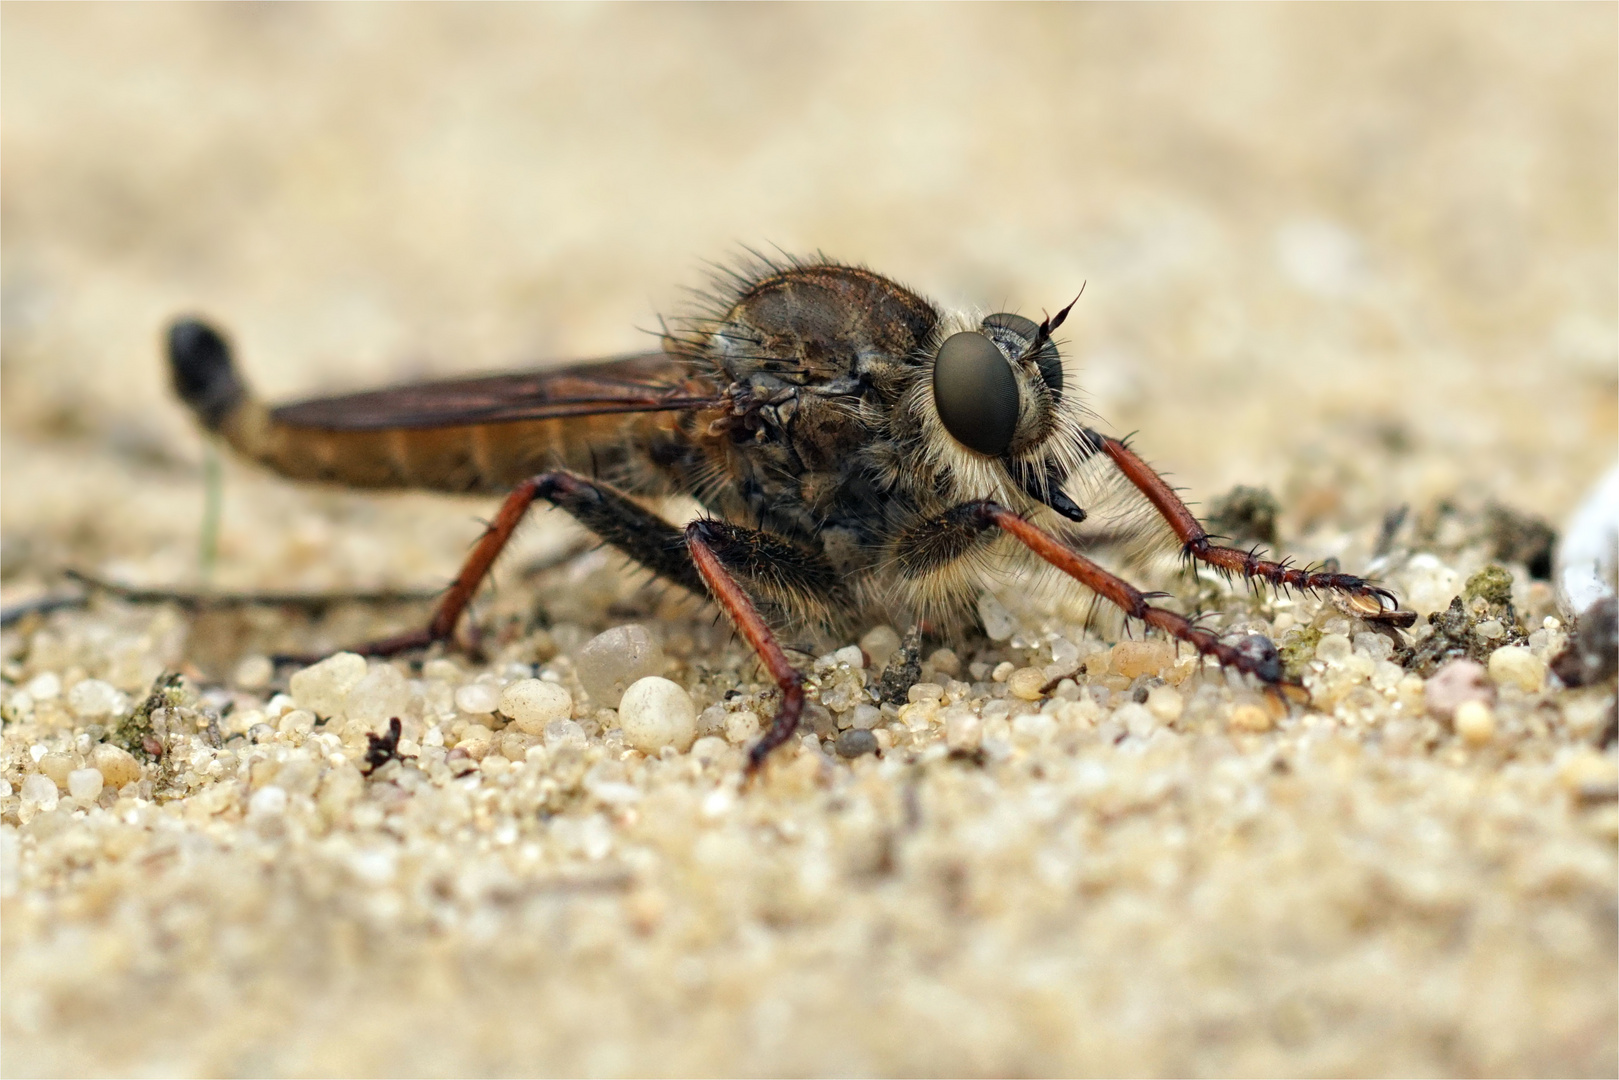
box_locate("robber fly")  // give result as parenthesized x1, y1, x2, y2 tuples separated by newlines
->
(167, 256, 1408, 773)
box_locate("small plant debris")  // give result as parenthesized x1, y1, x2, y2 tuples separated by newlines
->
(111, 672, 187, 763)
(1405, 565, 1529, 675)
(878, 626, 924, 706)
(362, 717, 412, 776)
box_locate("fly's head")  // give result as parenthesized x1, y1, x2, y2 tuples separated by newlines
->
(916, 295, 1095, 521)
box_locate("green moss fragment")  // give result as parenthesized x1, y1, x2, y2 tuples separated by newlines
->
(1464, 564, 1514, 608)
(1405, 565, 1529, 675)
(110, 671, 186, 763)
(1278, 626, 1323, 680)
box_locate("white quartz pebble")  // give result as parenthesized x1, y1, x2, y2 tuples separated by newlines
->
(67, 768, 104, 802)
(67, 679, 124, 719)
(290, 652, 367, 718)
(20, 773, 58, 810)
(344, 664, 411, 724)
(453, 682, 500, 715)
(617, 676, 696, 753)
(499, 679, 573, 734)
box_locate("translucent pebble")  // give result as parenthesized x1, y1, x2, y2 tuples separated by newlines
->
(290, 652, 367, 718)
(724, 710, 761, 744)
(38, 753, 74, 790)
(1474, 619, 1506, 641)
(67, 679, 125, 719)
(1488, 646, 1546, 693)
(248, 785, 287, 817)
(821, 679, 864, 712)
(848, 704, 881, 730)
(859, 625, 902, 668)
(67, 768, 104, 801)
(835, 729, 880, 759)
(691, 735, 730, 765)
(345, 664, 411, 724)
(500, 679, 573, 734)
(278, 709, 316, 736)
(455, 724, 495, 759)
(453, 682, 500, 715)
(1145, 685, 1184, 723)
(617, 676, 696, 754)
(908, 683, 944, 704)
(1370, 660, 1405, 692)
(20, 773, 58, 810)
(977, 592, 1019, 641)
(991, 662, 1015, 683)
(832, 645, 864, 669)
(1050, 638, 1082, 672)
(24, 672, 61, 700)
(1400, 554, 1461, 617)
(1315, 634, 1354, 665)
(944, 706, 982, 751)
(543, 719, 586, 749)
(1424, 659, 1494, 720)
(92, 744, 142, 788)
(1007, 668, 1047, 701)
(1352, 633, 1394, 662)
(575, 624, 665, 708)
(1109, 641, 1174, 679)
(926, 649, 962, 679)
(233, 655, 274, 691)
(1454, 700, 1496, 744)
(696, 704, 728, 736)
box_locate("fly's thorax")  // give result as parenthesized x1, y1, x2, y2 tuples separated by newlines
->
(704, 262, 937, 391)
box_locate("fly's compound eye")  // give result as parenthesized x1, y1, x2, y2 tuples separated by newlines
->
(983, 312, 1062, 398)
(933, 331, 1019, 456)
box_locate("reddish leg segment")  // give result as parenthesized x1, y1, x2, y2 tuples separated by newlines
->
(685, 521, 807, 776)
(989, 505, 1288, 684)
(1092, 432, 1409, 621)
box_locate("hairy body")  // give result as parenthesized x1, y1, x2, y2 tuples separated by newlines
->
(170, 256, 1407, 770)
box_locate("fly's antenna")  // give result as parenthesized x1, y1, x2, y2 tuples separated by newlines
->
(1031, 282, 1086, 353)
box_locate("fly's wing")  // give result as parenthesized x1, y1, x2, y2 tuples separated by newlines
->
(271, 351, 722, 431)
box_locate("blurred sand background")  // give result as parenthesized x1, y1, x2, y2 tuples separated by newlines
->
(2, 4, 1615, 1077)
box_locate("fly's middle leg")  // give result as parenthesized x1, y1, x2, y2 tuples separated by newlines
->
(683, 519, 847, 775)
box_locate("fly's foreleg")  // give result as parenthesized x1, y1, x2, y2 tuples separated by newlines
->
(1086, 429, 1411, 623)
(683, 519, 846, 775)
(892, 501, 1288, 686)
(345, 470, 700, 658)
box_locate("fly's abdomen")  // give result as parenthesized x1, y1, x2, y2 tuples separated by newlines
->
(167, 318, 686, 495)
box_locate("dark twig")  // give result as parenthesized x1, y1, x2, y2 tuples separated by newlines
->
(63, 569, 442, 614)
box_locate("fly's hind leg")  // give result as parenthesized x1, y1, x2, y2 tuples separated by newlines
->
(332, 470, 703, 659)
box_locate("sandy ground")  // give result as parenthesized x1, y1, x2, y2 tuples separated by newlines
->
(2, 5, 1615, 1076)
